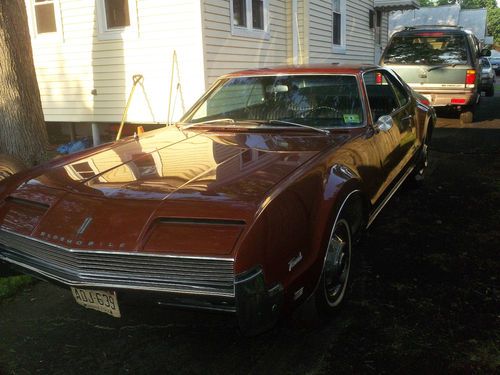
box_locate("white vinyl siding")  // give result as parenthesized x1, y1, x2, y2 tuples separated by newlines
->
(308, 0, 377, 64)
(27, 0, 206, 123)
(202, 0, 288, 86)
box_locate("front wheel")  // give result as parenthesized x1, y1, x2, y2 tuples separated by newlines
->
(315, 217, 352, 314)
(408, 136, 430, 187)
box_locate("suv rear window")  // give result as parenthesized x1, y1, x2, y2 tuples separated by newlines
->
(383, 34, 469, 65)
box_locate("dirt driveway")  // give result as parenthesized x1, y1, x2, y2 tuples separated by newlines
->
(1, 93, 499, 374)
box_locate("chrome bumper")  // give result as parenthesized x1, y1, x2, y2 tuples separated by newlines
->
(0, 229, 283, 334)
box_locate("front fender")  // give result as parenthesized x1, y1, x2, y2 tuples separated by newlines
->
(289, 169, 366, 309)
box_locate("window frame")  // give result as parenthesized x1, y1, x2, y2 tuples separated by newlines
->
(96, 0, 138, 41)
(383, 71, 410, 108)
(230, 0, 270, 40)
(374, 10, 382, 46)
(332, 0, 346, 53)
(362, 69, 411, 121)
(28, 0, 63, 40)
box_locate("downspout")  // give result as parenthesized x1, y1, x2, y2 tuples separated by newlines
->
(292, 0, 298, 65)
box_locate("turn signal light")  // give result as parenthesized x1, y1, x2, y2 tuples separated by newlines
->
(465, 70, 476, 85)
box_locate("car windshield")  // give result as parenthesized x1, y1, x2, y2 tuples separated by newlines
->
(384, 34, 468, 65)
(183, 75, 363, 128)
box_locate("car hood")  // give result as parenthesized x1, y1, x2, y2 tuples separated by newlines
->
(0, 126, 341, 255)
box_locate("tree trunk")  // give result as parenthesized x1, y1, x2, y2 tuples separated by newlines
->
(0, 0, 48, 167)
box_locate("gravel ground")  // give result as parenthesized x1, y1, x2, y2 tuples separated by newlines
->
(1, 90, 499, 374)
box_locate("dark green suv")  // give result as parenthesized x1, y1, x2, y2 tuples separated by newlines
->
(380, 26, 490, 123)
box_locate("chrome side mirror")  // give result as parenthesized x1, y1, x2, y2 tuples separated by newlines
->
(374, 115, 393, 133)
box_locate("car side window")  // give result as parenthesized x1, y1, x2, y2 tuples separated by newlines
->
(363, 71, 401, 121)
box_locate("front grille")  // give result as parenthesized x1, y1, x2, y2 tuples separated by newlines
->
(0, 229, 235, 297)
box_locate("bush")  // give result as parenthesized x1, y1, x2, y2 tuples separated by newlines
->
(0, 275, 33, 301)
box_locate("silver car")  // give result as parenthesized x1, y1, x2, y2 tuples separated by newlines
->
(480, 58, 495, 97)
(490, 56, 500, 74)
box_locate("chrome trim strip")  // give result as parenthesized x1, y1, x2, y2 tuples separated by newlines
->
(0, 229, 234, 262)
(158, 218, 245, 226)
(235, 267, 263, 284)
(367, 165, 414, 228)
(156, 301, 236, 313)
(0, 256, 235, 298)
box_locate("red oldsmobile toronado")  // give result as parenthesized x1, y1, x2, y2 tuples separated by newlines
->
(0, 65, 435, 334)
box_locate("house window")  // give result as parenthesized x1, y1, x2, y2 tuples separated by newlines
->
(233, 0, 247, 27)
(231, 0, 269, 39)
(96, 0, 137, 40)
(104, 0, 130, 29)
(332, 0, 341, 45)
(375, 10, 382, 45)
(34, 0, 57, 33)
(332, 0, 346, 52)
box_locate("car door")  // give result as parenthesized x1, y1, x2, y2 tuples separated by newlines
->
(363, 70, 417, 199)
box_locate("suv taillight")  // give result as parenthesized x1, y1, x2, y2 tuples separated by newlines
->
(465, 70, 476, 86)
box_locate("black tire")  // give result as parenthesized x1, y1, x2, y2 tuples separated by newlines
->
(315, 217, 352, 315)
(459, 110, 474, 124)
(0, 154, 26, 182)
(408, 131, 431, 187)
(485, 85, 494, 97)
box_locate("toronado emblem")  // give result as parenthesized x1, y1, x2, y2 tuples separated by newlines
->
(76, 217, 93, 236)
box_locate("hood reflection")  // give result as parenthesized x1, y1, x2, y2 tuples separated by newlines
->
(58, 128, 331, 200)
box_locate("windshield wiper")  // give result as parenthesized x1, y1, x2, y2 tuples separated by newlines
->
(180, 118, 235, 130)
(265, 120, 330, 135)
(427, 63, 457, 72)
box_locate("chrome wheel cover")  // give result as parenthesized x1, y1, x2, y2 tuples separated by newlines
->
(324, 219, 351, 307)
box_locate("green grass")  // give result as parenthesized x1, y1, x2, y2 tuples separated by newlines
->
(0, 275, 34, 302)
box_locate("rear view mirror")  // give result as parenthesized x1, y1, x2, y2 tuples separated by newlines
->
(266, 85, 289, 94)
(480, 49, 491, 57)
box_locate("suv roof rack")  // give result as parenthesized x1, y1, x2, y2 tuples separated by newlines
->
(404, 25, 463, 30)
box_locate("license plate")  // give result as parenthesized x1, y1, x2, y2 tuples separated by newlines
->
(71, 287, 121, 318)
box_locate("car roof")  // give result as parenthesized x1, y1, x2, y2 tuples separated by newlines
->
(222, 64, 379, 78)
(393, 26, 472, 36)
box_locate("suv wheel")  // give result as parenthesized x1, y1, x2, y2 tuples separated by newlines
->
(459, 111, 474, 124)
(485, 85, 494, 97)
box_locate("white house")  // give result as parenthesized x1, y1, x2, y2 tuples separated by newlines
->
(26, 0, 418, 144)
